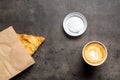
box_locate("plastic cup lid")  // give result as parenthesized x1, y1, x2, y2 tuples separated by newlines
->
(63, 12, 87, 37)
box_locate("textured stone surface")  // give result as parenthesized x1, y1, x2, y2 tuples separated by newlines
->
(0, 0, 120, 80)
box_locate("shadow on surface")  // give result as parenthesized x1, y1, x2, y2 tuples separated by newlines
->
(80, 59, 96, 79)
(72, 59, 97, 80)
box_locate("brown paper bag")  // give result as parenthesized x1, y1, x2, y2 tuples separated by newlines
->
(0, 26, 35, 80)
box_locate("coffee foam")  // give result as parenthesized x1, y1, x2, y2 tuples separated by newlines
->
(83, 41, 107, 66)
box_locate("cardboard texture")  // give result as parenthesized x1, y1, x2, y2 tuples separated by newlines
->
(0, 26, 35, 80)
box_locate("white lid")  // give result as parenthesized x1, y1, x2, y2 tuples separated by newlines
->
(63, 12, 87, 37)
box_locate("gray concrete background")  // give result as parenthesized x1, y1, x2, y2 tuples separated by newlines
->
(0, 0, 120, 80)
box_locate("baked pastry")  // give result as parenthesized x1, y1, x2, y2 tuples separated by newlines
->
(17, 34, 45, 55)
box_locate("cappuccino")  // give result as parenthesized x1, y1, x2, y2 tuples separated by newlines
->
(82, 41, 107, 66)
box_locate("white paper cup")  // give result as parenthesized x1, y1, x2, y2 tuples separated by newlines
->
(63, 12, 87, 37)
(82, 41, 108, 66)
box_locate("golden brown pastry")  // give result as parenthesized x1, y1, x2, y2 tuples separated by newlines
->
(17, 34, 45, 55)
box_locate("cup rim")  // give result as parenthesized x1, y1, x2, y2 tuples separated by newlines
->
(63, 12, 87, 37)
(82, 41, 108, 66)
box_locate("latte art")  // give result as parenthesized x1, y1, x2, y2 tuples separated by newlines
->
(88, 50, 99, 60)
(83, 41, 107, 66)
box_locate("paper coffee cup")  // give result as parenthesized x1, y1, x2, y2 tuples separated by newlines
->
(82, 41, 108, 66)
